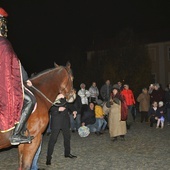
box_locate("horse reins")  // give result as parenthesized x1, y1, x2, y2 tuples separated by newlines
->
(59, 66, 73, 97)
(30, 66, 73, 106)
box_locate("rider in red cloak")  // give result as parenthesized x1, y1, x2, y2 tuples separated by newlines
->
(0, 7, 36, 145)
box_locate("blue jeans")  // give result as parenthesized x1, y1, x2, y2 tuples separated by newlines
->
(96, 118, 107, 132)
(127, 105, 134, 125)
(31, 141, 42, 170)
(70, 114, 81, 131)
(87, 121, 97, 132)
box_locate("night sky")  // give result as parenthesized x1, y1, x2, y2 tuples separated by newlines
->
(1, 0, 170, 76)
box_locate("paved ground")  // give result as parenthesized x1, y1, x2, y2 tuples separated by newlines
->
(1, 114, 170, 170)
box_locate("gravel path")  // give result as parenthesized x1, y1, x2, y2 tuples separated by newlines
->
(1, 114, 170, 170)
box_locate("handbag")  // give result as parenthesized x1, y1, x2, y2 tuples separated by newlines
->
(121, 100, 128, 121)
(78, 126, 90, 137)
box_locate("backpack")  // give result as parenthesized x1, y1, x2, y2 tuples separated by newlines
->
(121, 100, 128, 121)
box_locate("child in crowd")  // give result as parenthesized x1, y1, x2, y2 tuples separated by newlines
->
(148, 101, 159, 127)
(155, 101, 166, 129)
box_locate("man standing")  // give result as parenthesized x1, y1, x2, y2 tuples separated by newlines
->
(100, 80, 112, 102)
(46, 94, 77, 166)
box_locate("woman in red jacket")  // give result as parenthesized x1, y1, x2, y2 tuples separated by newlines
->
(121, 84, 136, 129)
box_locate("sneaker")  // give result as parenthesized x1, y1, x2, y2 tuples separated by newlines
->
(10, 134, 34, 145)
(156, 126, 159, 129)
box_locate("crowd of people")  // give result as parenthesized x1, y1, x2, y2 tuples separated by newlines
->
(1, 6, 170, 169)
(45, 80, 170, 143)
(65, 80, 170, 140)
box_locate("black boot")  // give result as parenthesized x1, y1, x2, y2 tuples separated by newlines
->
(10, 93, 35, 145)
(46, 156, 52, 165)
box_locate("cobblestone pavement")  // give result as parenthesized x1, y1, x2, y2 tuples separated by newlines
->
(1, 114, 170, 170)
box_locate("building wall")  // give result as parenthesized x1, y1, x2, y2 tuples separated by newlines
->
(87, 40, 170, 89)
(147, 41, 170, 89)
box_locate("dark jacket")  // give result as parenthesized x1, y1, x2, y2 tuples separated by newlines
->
(68, 95, 82, 115)
(165, 90, 170, 108)
(81, 107, 96, 125)
(150, 88, 165, 104)
(49, 98, 76, 130)
(100, 84, 112, 101)
(156, 106, 166, 118)
(148, 107, 159, 117)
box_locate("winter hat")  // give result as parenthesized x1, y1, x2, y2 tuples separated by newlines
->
(159, 101, 164, 107)
(96, 99, 103, 106)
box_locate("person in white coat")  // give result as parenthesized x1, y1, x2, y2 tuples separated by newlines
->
(89, 82, 99, 103)
(78, 83, 90, 117)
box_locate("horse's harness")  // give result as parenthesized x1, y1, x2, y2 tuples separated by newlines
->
(31, 66, 74, 106)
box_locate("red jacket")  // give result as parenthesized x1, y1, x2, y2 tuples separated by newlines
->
(121, 89, 135, 106)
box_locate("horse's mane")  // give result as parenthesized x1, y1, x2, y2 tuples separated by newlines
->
(30, 65, 63, 80)
(30, 62, 73, 81)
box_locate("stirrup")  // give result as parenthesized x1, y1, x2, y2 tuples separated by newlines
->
(24, 128, 34, 142)
(10, 128, 34, 145)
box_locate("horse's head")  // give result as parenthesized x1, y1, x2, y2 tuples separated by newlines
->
(54, 62, 75, 103)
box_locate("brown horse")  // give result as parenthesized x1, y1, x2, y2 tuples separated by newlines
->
(0, 62, 74, 170)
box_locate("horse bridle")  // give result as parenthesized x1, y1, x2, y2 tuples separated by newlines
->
(31, 66, 74, 106)
(59, 66, 74, 98)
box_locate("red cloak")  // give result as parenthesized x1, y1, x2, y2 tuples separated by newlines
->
(0, 36, 23, 132)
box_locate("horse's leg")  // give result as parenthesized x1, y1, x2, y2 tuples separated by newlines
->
(18, 134, 42, 170)
(0, 130, 13, 149)
(18, 144, 24, 170)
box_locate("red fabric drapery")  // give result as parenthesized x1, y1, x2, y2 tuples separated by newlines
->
(0, 37, 23, 132)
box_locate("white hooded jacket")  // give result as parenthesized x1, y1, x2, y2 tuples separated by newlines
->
(78, 88, 90, 105)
